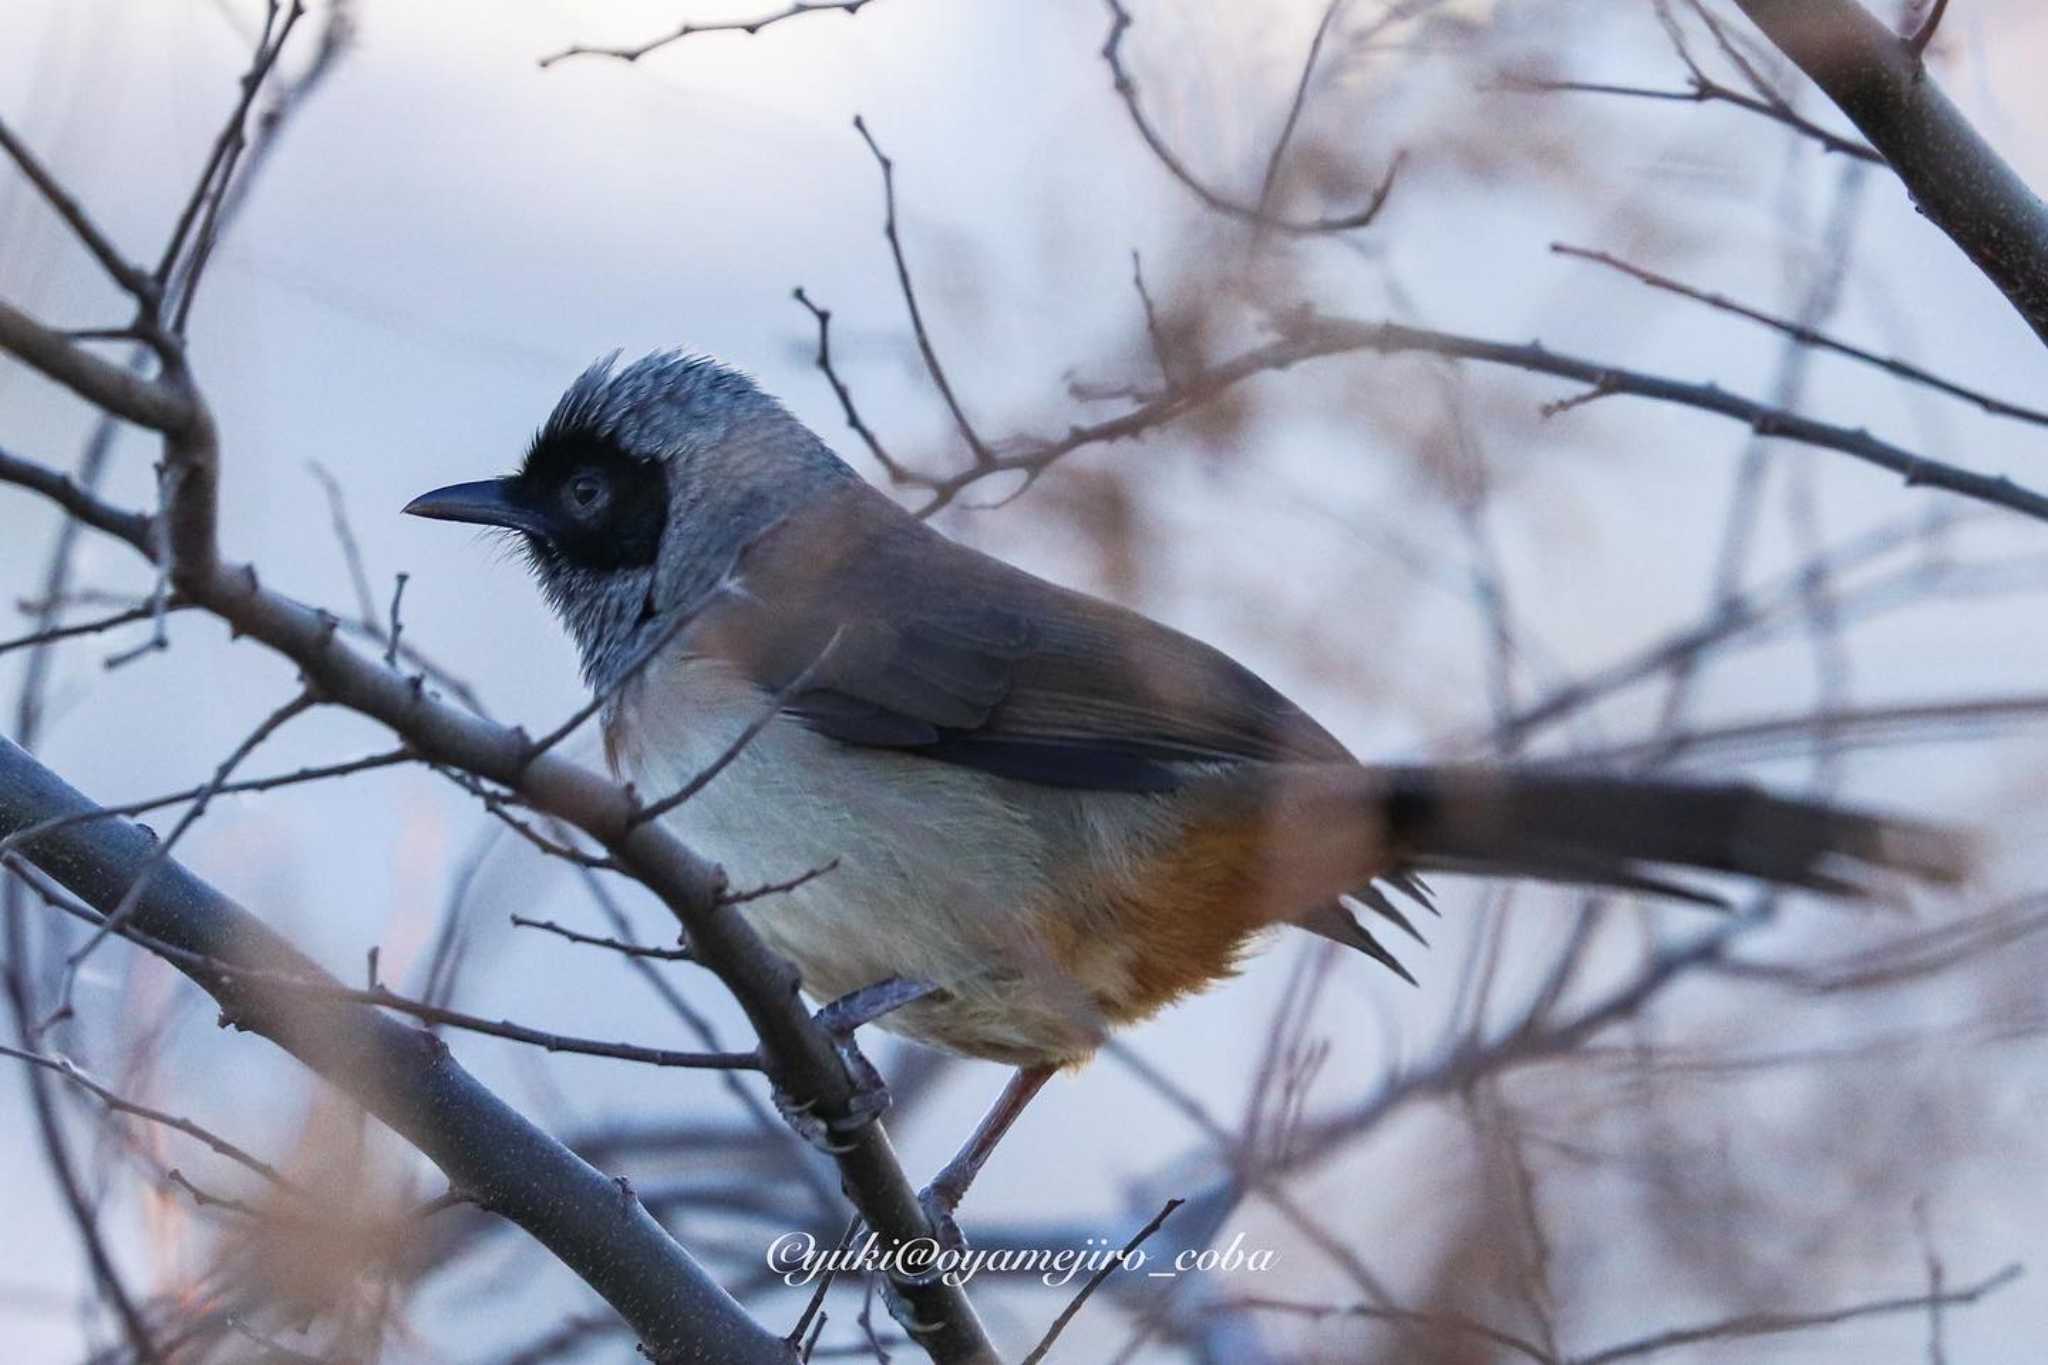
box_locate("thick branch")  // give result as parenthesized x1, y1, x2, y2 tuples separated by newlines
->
(0, 445, 155, 549)
(1729, 0, 2048, 348)
(0, 302, 192, 433)
(0, 738, 788, 1365)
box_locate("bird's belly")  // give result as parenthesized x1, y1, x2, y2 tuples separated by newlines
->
(608, 658, 1158, 1065)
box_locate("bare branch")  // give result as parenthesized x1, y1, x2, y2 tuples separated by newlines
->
(0, 745, 413, 856)
(308, 985, 763, 1072)
(0, 599, 195, 658)
(27, 859, 743, 1082)
(852, 117, 994, 467)
(792, 287, 910, 483)
(437, 767, 620, 869)
(1904, 0, 1952, 60)
(904, 310, 2048, 523)
(308, 461, 382, 626)
(1499, 72, 1881, 162)
(510, 914, 693, 961)
(721, 861, 842, 910)
(1729, 0, 2048, 348)
(52, 691, 321, 1011)
(0, 445, 155, 552)
(1573, 692, 2048, 768)
(539, 0, 877, 68)
(155, 0, 307, 317)
(1212, 1296, 1552, 1364)
(1128, 250, 1175, 386)
(0, 1042, 296, 1191)
(1254, 0, 1349, 219)
(384, 572, 409, 668)
(1021, 1198, 1183, 1365)
(631, 627, 844, 827)
(0, 119, 158, 303)
(1101, 0, 1403, 233)
(1552, 242, 2048, 428)
(1575, 1263, 2022, 1364)
(0, 302, 193, 433)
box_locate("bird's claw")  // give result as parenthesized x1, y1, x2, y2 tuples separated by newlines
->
(916, 1181, 968, 1254)
(769, 1038, 891, 1155)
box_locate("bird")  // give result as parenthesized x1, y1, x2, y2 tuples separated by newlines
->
(404, 350, 1968, 1218)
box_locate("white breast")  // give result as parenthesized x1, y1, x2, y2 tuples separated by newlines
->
(606, 654, 1137, 1063)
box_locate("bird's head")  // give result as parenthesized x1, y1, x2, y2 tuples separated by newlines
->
(404, 350, 853, 687)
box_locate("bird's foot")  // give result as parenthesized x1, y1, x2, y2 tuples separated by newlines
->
(770, 1036, 893, 1156)
(913, 1146, 983, 1252)
(916, 1175, 969, 1254)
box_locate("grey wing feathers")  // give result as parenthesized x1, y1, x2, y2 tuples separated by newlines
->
(691, 484, 1350, 790)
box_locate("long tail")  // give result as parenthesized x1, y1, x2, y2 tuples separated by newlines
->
(1190, 764, 1973, 981)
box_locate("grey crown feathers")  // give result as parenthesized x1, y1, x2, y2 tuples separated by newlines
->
(518, 351, 857, 691)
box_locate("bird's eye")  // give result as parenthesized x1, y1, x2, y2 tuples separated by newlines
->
(566, 472, 608, 514)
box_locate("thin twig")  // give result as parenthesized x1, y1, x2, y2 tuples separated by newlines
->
(102, 574, 174, 669)
(1552, 242, 2048, 428)
(1575, 1264, 2022, 1364)
(50, 690, 321, 1024)
(384, 572, 409, 669)
(720, 859, 840, 906)
(1129, 250, 1175, 387)
(1102, 0, 1403, 232)
(631, 628, 845, 827)
(155, 1, 305, 300)
(788, 1214, 862, 1349)
(852, 116, 994, 465)
(0, 600, 194, 657)
(902, 311, 2048, 522)
(0, 120, 158, 303)
(521, 591, 720, 763)
(539, 0, 876, 68)
(435, 767, 619, 869)
(1021, 1198, 1183, 1364)
(308, 461, 380, 626)
(1253, 0, 1350, 218)
(0, 1042, 297, 1189)
(791, 287, 909, 482)
(509, 915, 693, 961)
(1213, 1296, 1551, 1363)
(15, 892, 764, 1071)
(1499, 72, 1881, 162)
(0, 747, 414, 850)
(1905, 0, 1952, 60)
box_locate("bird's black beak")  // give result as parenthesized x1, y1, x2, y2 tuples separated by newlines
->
(402, 478, 551, 537)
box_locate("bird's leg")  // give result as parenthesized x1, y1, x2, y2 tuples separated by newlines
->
(918, 1064, 1055, 1241)
(814, 975, 937, 1038)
